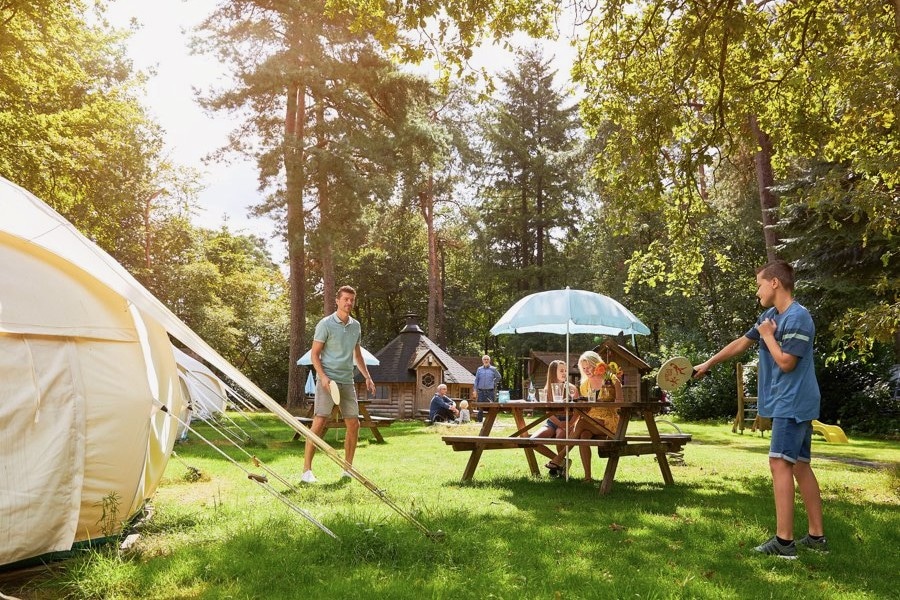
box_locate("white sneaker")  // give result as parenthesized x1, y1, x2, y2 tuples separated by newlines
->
(300, 470, 317, 483)
(340, 470, 353, 479)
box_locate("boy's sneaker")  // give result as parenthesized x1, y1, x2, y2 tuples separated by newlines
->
(300, 470, 318, 483)
(797, 534, 829, 553)
(754, 536, 798, 559)
(340, 470, 353, 479)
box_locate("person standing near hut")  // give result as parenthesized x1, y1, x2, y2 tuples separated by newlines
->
(301, 285, 376, 483)
(472, 354, 501, 422)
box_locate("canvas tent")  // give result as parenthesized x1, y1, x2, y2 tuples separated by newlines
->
(0, 179, 184, 566)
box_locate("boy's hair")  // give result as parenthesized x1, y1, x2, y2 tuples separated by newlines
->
(756, 260, 795, 292)
(336, 285, 357, 299)
(459, 400, 469, 409)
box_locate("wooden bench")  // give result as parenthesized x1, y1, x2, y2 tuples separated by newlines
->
(442, 434, 691, 456)
(442, 433, 691, 493)
(291, 402, 395, 443)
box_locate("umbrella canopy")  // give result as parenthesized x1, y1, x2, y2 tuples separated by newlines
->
(297, 346, 380, 366)
(489, 288, 650, 337)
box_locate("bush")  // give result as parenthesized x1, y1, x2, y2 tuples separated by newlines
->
(672, 361, 738, 421)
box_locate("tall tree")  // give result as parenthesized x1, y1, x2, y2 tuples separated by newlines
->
(197, 1, 405, 406)
(478, 47, 582, 294)
(574, 0, 899, 351)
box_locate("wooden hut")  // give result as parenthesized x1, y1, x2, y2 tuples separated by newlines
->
(358, 315, 475, 418)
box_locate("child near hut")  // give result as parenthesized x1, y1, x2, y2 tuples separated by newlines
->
(457, 400, 471, 424)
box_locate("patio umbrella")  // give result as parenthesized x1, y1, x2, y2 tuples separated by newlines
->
(489, 287, 650, 338)
(304, 370, 316, 396)
(297, 346, 380, 366)
(489, 287, 650, 479)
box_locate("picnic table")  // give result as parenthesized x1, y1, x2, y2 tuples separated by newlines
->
(442, 400, 691, 494)
(291, 398, 395, 443)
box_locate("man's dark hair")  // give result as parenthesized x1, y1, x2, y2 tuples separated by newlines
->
(756, 260, 795, 292)
(336, 285, 356, 298)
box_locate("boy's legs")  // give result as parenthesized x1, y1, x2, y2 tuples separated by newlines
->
(794, 459, 824, 537)
(767, 418, 814, 541)
(770, 458, 796, 540)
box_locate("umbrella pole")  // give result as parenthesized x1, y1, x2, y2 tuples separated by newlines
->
(565, 319, 570, 482)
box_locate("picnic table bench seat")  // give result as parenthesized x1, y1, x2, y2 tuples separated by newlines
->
(442, 434, 691, 455)
(290, 400, 395, 443)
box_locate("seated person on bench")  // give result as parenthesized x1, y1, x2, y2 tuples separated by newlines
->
(429, 384, 459, 423)
(532, 359, 578, 477)
(573, 351, 623, 483)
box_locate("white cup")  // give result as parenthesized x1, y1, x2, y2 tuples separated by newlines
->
(538, 389, 546, 402)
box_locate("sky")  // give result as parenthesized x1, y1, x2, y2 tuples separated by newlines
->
(105, 1, 578, 263)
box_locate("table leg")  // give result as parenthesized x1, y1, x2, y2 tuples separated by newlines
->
(598, 407, 632, 495)
(460, 409, 498, 481)
(511, 408, 540, 476)
(358, 403, 385, 443)
(643, 410, 675, 485)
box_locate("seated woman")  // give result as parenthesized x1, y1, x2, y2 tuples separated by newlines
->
(573, 351, 623, 483)
(429, 384, 458, 423)
(530, 359, 578, 476)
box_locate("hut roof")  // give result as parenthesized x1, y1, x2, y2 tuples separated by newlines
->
(361, 315, 475, 385)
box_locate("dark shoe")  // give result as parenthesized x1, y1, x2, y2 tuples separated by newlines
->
(754, 536, 797, 559)
(547, 467, 560, 478)
(797, 534, 829, 553)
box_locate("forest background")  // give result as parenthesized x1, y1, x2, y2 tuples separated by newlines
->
(1, 0, 897, 434)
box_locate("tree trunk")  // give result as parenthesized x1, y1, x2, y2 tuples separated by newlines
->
(285, 80, 307, 410)
(748, 113, 780, 261)
(316, 100, 336, 315)
(420, 173, 444, 346)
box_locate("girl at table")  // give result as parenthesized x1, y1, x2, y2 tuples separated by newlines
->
(574, 351, 623, 483)
(531, 359, 578, 476)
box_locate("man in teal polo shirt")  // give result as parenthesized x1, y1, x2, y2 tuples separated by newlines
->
(302, 285, 376, 483)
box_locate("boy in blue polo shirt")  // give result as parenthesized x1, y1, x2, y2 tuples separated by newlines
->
(695, 260, 827, 558)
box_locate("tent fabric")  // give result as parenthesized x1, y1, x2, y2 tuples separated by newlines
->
(173, 347, 228, 419)
(0, 178, 184, 566)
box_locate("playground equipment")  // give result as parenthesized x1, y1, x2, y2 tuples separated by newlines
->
(733, 363, 771, 435)
(812, 420, 849, 443)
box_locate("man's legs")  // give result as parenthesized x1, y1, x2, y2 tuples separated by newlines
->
(303, 415, 328, 472)
(344, 417, 360, 466)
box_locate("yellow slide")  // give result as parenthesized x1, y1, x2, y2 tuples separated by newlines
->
(812, 420, 849, 443)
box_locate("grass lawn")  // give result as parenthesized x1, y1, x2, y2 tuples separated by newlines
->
(7, 413, 899, 599)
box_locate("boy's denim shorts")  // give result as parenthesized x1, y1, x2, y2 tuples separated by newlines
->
(768, 417, 812, 464)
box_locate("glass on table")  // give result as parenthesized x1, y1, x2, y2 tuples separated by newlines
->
(551, 382, 565, 403)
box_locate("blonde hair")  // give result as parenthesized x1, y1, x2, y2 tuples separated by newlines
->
(578, 351, 605, 380)
(459, 400, 469, 409)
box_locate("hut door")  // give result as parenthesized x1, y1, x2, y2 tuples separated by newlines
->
(416, 366, 441, 415)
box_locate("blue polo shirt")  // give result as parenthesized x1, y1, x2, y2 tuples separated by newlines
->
(744, 302, 820, 421)
(313, 313, 361, 384)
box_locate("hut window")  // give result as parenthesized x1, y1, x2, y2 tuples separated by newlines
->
(421, 373, 436, 388)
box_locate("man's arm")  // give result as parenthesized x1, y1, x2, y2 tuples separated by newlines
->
(354, 344, 376, 395)
(310, 339, 328, 387)
(694, 336, 755, 377)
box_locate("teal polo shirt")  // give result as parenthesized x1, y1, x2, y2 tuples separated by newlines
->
(313, 313, 361, 384)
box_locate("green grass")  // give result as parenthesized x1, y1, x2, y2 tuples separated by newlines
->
(8, 414, 900, 599)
